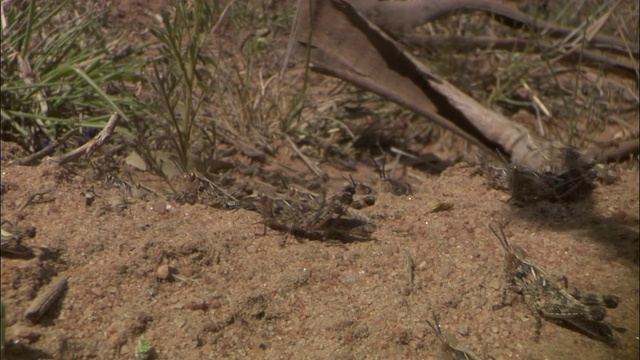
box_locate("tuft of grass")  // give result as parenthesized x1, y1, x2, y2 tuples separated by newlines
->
(134, 0, 305, 180)
(143, 0, 221, 174)
(0, 0, 149, 153)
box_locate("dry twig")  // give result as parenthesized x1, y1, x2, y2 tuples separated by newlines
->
(25, 275, 68, 322)
(54, 113, 121, 165)
(8, 129, 79, 166)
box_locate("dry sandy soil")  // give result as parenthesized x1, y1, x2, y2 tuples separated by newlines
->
(1, 1, 639, 360)
(2, 145, 639, 360)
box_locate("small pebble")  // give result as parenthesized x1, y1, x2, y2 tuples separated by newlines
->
(339, 271, 357, 286)
(157, 265, 176, 280)
(90, 287, 104, 297)
(399, 286, 411, 296)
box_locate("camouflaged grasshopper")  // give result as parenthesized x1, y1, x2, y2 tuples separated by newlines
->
(257, 181, 376, 241)
(427, 313, 487, 360)
(490, 224, 620, 344)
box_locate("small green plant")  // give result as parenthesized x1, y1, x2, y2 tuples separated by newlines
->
(134, 334, 153, 360)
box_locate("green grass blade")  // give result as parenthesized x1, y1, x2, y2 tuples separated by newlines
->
(68, 66, 131, 122)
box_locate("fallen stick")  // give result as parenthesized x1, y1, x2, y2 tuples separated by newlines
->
(54, 113, 120, 165)
(8, 129, 78, 167)
(349, 0, 638, 57)
(25, 275, 68, 322)
(401, 35, 637, 80)
(601, 138, 640, 162)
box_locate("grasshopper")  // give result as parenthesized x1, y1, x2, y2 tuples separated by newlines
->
(490, 224, 620, 344)
(257, 181, 376, 241)
(426, 313, 487, 360)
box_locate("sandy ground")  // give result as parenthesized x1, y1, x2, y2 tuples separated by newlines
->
(1, 146, 638, 359)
